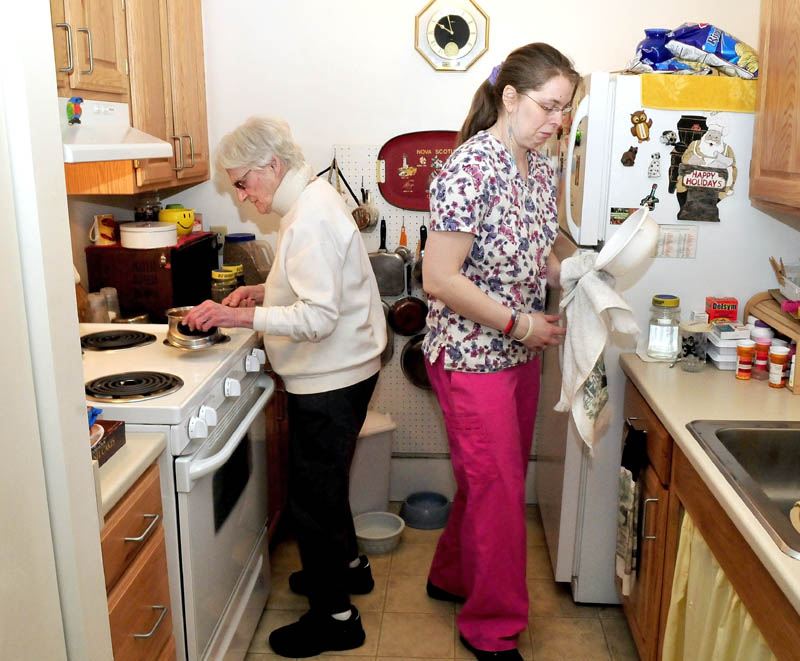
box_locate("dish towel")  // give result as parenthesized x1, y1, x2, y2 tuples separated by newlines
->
(556, 250, 639, 451)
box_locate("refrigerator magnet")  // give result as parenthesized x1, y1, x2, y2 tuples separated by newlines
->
(640, 183, 660, 210)
(620, 146, 638, 166)
(630, 110, 653, 142)
(647, 152, 662, 178)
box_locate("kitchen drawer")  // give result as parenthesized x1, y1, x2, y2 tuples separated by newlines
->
(108, 526, 173, 660)
(156, 634, 176, 660)
(624, 380, 672, 486)
(101, 463, 163, 592)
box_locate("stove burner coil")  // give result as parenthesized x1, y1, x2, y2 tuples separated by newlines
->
(86, 371, 183, 402)
(81, 330, 157, 351)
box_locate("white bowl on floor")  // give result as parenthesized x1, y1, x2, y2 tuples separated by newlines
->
(354, 511, 404, 554)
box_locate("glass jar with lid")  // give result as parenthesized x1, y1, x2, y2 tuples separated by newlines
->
(211, 268, 236, 303)
(647, 294, 681, 360)
(221, 263, 245, 288)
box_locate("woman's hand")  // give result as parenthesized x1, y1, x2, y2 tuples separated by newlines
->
(222, 285, 263, 308)
(514, 312, 566, 351)
(182, 299, 255, 331)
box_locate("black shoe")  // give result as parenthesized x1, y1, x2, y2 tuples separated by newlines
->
(268, 606, 365, 658)
(289, 555, 374, 596)
(460, 634, 523, 660)
(426, 579, 465, 603)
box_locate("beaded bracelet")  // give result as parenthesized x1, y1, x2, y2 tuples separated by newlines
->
(504, 309, 519, 335)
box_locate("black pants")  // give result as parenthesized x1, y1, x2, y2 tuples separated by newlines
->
(287, 372, 379, 614)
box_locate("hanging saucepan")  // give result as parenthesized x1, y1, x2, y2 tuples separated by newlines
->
(412, 222, 427, 287)
(368, 218, 405, 296)
(400, 333, 431, 389)
(381, 301, 394, 366)
(388, 264, 428, 336)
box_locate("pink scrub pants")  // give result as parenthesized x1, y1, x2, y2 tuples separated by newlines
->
(425, 354, 541, 653)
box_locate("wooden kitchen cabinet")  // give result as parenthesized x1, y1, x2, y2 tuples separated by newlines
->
(59, 0, 210, 195)
(750, 0, 800, 212)
(102, 462, 175, 660)
(50, 0, 130, 101)
(265, 370, 290, 544)
(618, 380, 677, 661)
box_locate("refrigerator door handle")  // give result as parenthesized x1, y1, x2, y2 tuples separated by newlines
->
(564, 94, 590, 242)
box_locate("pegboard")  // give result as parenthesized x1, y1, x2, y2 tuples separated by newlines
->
(333, 144, 540, 459)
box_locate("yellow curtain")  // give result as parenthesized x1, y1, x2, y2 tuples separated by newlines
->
(662, 512, 776, 661)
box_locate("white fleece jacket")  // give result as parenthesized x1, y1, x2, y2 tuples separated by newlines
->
(252, 176, 386, 394)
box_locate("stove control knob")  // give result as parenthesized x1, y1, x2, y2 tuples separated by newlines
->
(198, 405, 218, 427)
(251, 348, 266, 365)
(188, 417, 208, 440)
(245, 355, 261, 373)
(224, 377, 241, 397)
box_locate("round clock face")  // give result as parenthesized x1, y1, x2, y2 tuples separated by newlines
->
(427, 11, 476, 59)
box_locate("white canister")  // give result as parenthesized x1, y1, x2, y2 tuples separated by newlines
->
(120, 221, 178, 249)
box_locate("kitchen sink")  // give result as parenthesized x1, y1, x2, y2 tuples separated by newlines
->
(686, 420, 800, 560)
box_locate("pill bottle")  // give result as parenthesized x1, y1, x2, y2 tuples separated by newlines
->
(647, 294, 680, 360)
(752, 337, 771, 380)
(768, 346, 790, 388)
(211, 269, 236, 303)
(736, 339, 755, 380)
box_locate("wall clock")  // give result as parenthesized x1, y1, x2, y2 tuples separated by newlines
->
(415, 0, 489, 72)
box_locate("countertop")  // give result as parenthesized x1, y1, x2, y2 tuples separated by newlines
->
(95, 432, 166, 520)
(620, 353, 800, 614)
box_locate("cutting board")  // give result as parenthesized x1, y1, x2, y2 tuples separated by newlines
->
(377, 130, 458, 211)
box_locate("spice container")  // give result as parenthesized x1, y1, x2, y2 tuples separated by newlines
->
(768, 346, 790, 388)
(647, 294, 680, 360)
(752, 337, 771, 380)
(735, 339, 755, 380)
(210, 269, 236, 303)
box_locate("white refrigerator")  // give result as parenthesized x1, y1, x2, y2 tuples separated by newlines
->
(535, 72, 799, 604)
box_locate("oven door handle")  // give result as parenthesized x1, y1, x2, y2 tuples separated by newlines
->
(176, 374, 273, 493)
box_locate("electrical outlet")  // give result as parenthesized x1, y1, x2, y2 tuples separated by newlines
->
(210, 225, 227, 249)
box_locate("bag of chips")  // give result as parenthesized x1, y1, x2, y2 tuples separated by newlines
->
(665, 23, 758, 79)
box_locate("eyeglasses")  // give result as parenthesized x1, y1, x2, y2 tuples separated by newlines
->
(520, 92, 573, 117)
(233, 168, 255, 191)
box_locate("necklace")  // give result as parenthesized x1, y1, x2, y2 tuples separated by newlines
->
(491, 119, 530, 192)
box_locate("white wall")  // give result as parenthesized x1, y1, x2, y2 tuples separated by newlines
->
(169, 1, 762, 246)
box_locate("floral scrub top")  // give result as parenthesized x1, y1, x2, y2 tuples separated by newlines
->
(422, 130, 559, 373)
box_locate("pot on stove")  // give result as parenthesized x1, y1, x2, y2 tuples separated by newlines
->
(164, 306, 229, 350)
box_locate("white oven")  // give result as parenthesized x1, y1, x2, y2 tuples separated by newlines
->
(81, 323, 273, 661)
(175, 375, 271, 660)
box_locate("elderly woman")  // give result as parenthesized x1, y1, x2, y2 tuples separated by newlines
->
(183, 117, 386, 658)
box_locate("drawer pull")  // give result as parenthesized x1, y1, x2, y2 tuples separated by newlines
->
(642, 498, 658, 541)
(133, 605, 168, 639)
(124, 513, 159, 543)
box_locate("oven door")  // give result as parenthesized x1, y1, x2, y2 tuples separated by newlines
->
(175, 374, 273, 660)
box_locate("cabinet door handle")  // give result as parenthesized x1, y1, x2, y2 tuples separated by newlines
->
(55, 23, 74, 73)
(171, 135, 184, 171)
(641, 498, 658, 541)
(76, 28, 94, 74)
(276, 386, 287, 421)
(133, 605, 168, 638)
(124, 513, 159, 543)
(181, 134, 195, 168)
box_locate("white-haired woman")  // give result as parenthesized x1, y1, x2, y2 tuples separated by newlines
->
(184, 116, 386, 658)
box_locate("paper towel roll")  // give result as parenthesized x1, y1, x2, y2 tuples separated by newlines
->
(790, 501, 800, 534)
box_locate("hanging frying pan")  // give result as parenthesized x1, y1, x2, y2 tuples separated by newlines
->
(388, 264, 428, 336)
(381, 301, 394, 366)
(368, 218, 405, 296)
(401, 333, 431, 389)
(377, 130, 458, 211)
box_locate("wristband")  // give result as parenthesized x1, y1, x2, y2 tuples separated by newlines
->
(504, 309, 519, 335)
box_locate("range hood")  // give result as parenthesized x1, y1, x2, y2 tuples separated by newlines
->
(59, 98, 173, 163)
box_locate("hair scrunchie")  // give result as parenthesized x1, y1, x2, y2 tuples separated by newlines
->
(488, 62, 503, 86)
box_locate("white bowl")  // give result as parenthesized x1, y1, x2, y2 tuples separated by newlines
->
(354, 511, 405, 555)
(595, 207, 659, 278)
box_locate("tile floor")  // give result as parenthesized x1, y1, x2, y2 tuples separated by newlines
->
(246, 505, 639, 660)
